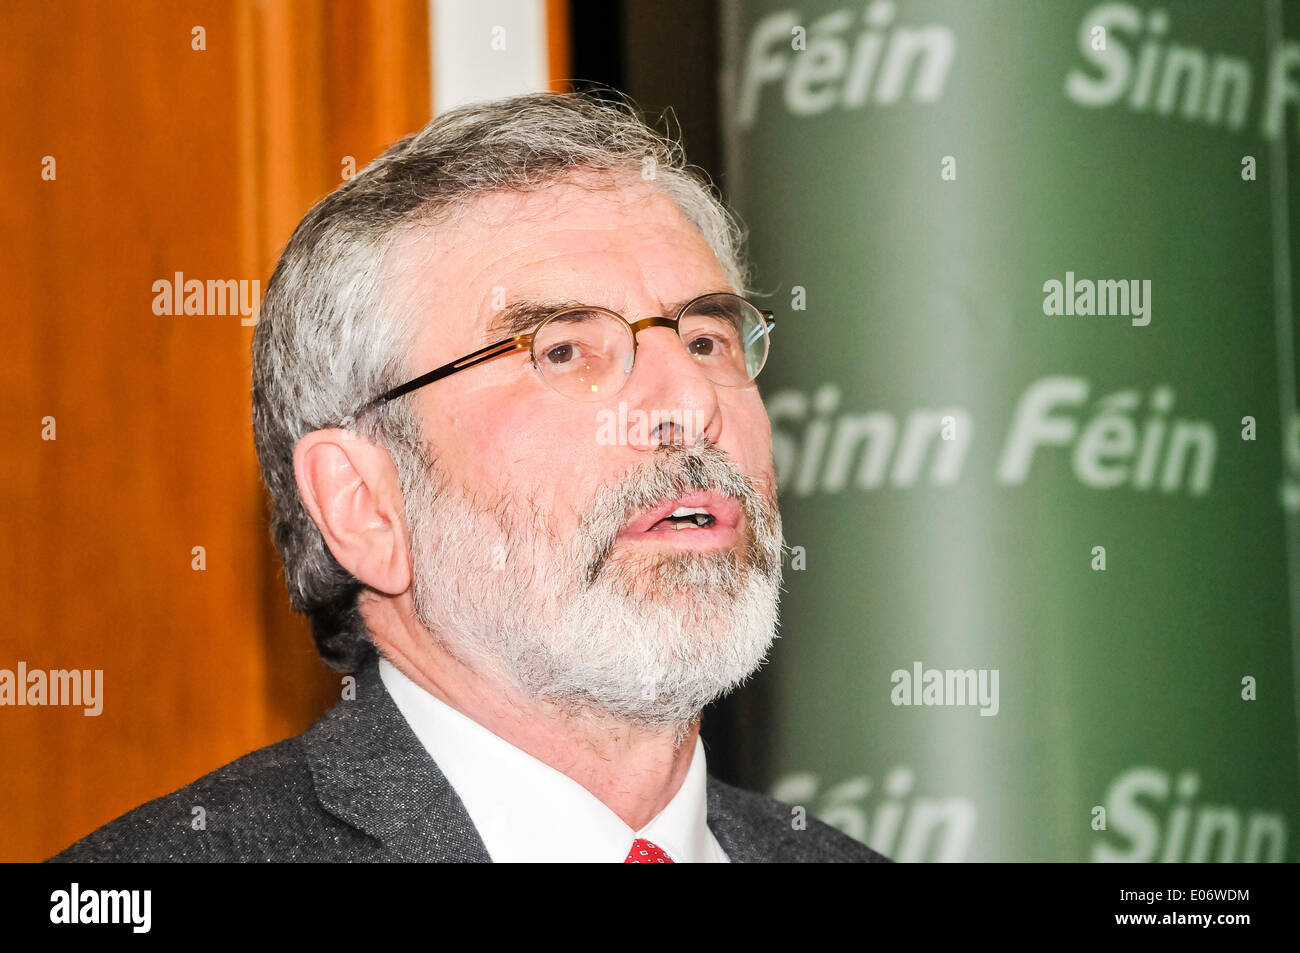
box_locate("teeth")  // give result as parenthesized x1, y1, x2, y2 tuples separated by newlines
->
(639, 504, 720, 532)
(653, 505, 718, 530)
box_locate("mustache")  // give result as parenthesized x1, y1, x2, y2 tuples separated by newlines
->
(574, 440, 777, 585)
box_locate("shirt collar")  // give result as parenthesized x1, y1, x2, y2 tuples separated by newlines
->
(378, 656, 724, 862)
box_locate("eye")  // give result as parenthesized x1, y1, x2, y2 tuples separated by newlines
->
(687, 335, 719, 357)
(687, 329, 739, 360)
(543, 342, 580, 365)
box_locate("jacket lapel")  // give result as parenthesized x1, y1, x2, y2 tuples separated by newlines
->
(705, 778, 766, 862)
(303, 652, 769, 863)
(301, 653, 492, 862)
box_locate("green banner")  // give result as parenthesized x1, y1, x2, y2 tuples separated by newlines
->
(720, 0, 1300, 861)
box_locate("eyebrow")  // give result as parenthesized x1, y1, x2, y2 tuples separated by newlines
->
(482, 298, 587, 343)
(481, 290, 739, 343)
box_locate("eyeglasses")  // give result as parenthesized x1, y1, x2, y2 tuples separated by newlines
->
(354, 292, 775, 412)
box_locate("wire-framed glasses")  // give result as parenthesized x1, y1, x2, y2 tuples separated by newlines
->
(353, 291, 775, 413)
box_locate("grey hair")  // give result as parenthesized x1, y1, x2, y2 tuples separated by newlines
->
(252, 90, 752, 672)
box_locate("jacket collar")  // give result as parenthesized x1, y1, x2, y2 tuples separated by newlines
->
(301, 651, 762, 862)
(706, 783, 764, 862)
(301, 653, 492, 862)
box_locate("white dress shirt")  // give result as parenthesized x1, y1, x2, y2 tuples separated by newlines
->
(378, 657, 730, 863)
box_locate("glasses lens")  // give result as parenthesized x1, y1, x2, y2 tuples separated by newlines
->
(678, 293, 769, 385)
(532, 308, 634, 401)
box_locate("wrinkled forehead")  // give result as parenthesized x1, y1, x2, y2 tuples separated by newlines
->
(383, 176, 730, 354)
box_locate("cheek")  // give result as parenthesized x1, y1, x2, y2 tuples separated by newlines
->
(437, 392, 599, 517)
(728, 394, 775, 479)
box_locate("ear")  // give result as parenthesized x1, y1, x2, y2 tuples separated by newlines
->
(293, 428, 412, 596)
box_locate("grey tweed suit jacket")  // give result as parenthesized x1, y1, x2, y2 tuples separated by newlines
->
(50, 655, 889, 863)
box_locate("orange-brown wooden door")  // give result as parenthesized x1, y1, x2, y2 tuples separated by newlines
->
(0, 0, 430, 862)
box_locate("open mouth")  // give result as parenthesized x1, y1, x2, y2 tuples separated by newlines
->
(651, 506, 718, 531)
(617, 491, 742, 545)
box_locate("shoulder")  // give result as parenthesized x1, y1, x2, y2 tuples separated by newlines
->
(707, 776, 891, 863)
(47, 736, 374, 863)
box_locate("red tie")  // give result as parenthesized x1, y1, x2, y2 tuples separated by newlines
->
(624, 838, 674, 863)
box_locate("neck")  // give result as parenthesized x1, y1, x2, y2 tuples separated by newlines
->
(365, 594, 700, 830)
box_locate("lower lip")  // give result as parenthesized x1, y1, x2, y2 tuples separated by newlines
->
(618, 522, 740, 549)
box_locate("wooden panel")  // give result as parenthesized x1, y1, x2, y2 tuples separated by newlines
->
(547, 0, 572, 90)
(0, 0, 430, 862)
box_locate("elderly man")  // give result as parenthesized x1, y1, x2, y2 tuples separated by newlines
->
(52, 91, 887, 863)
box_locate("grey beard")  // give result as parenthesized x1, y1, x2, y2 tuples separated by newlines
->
(397, 438, 784, 737)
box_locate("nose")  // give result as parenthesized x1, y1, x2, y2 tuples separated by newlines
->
(620, 325, 722, 451)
